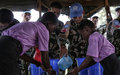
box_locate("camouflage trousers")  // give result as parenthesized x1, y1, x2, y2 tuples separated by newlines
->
(113, 29, 120, 57)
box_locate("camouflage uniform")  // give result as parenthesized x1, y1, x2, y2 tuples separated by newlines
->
(49, 20, 64, 59)
(107, 19, 120, 57)
(107, 21, 114, 42)
(68, 20, 88, 68)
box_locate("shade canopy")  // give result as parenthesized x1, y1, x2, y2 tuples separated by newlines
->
(0, 0, 120, 18)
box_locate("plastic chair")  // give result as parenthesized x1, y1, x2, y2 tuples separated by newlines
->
(30, 64, 44, 75)
(50, 59, 59, 75)
(88, 63, 99, 75)
(76, 58, 104, 75)
(76, 58, 89, 75)
(30, 59, 59, 75)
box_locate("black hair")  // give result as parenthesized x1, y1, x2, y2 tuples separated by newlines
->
(78, 19, 95, 30)
(0, 8, 14, 23)
(40, 12, 58, 25)
(50, 1, 62, 9)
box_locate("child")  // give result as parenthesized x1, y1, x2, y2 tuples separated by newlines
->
(67, 19, 120, 75)
(0, 12, 57, 75)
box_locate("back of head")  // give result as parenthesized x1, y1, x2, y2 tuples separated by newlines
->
(70, 3, 83, 18)
(0, 8, 13, 23)
(50, 1, 62, 9)
(78, 19, 95, 30)
(40, 12, 58, 25)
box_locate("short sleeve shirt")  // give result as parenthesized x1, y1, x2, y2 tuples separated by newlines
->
(87, 32, 115, 62)
(2, 21, 49, 56)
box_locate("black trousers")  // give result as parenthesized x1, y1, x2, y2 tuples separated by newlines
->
(100, 53, 120, 75)
(0, 36, 22, 75)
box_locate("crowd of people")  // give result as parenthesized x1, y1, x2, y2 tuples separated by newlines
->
(0, 1, 120, 75)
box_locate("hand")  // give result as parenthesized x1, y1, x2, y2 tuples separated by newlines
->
(48, 70, 56, 75)
(66, 21, 71, 25)
(59, 45, 68, 58)
(40, 65, 47, 71)
(67, 67, 79, 75)
(41, 66, 56, 75)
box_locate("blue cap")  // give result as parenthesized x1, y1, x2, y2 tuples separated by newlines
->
(70, 3, 83, 18)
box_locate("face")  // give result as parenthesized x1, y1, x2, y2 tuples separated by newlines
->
(79, 27, 91, 40)
(72, 15, 83, 23)
(117, 10, 120, 17)
(47, 23, 57, 33)
(92, 18, 98, 23)
(92, 18, 98, 28)
(23, 13, 31, 21)
(50, 8, 61, 18)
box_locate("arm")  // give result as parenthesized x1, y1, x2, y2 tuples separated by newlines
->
(67, 55, 96, 75)
(20, 53, 42, 67)
(58, 21, 70, 58)
(20, 52, 56, 75)
(41, 51, 56, 75)
(40, 51, 51, 69)
(59, 44, 68, 58)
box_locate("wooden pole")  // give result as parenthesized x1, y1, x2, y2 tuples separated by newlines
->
(86, 3, 104, 17)
(37, 0, 42, 18)
(105, 0, 112, 25)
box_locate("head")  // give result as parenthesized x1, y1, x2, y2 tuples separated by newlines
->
(49, 1, 62, 18)
(78, 19, 95, 40)
(0, 8, 14, 30)
(40, 12, 58, 33)
(91, 16, 99, 28)
(115, 7, 120, 17)
(22, 11, 31, 22)
(70, 3, 84, 24)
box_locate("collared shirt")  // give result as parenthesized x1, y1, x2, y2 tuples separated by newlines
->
(68, 20, 88, 58)
(87, 32, 115, 62)
(2, 21, 49, 56)
(49, 20, 64, 59)
(107, 19, 120, 56)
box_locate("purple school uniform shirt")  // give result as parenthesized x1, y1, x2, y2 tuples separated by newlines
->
(1, 21, 49, 56)
(87, 32, 115, 62)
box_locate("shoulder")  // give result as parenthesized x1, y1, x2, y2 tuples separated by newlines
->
(89, 32, 100, 40)
(31, 21, 46, 29)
